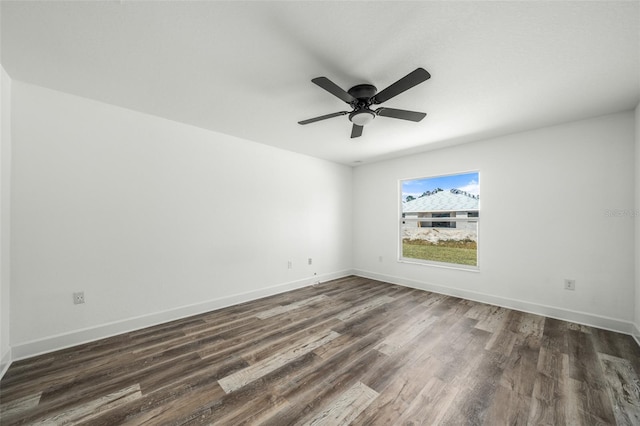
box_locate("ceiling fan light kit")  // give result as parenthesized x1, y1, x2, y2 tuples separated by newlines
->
(349, 109, 375, 126)
(298, 68, 431, 138)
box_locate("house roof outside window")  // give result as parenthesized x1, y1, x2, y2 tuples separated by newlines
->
(403, 189, 479, 213)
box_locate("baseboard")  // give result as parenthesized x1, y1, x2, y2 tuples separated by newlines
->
(12, 269, 354, 361)
(0, 347, 11, 381)
(633, 322, 640, 348)
(354, 269, 636, 336)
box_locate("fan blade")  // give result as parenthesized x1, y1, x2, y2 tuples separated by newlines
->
(351, 124, 363, 138)
(312, 77, 356, 104)
(298, 111, 349, 125)
(372, 68, 431, 104)
(376, 107, 426, 122)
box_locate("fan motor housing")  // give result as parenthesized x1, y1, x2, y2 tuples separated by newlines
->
(348, 84, 377, 101)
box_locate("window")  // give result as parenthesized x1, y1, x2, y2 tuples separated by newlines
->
(400, 171, 480, 269)
(431, 213, 452, 228)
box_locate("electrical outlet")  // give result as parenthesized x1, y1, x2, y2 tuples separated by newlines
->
(73, 291, 85, 304)
(287, 261, 292, 269)
(308, 258, 312, 265)
(378, 256, 383, 263)
(564, 279, 576, 291)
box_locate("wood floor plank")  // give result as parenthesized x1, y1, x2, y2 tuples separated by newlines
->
(568, 377, 618, 425)
(354, 355, 447, 425)
(359, 310, 486, 424)
(217, 330, 340, 393)
(117, 381, 225, 425)
(2, 276, 639, 425)
(513, 312, 546, 339)
(482, 384, 532, 425)
(335, 295, 396, 321)
(429, 339, 506, 424)
(25, 384, 141, 425)
(255, 294, 330, 319)
(241, 317, 343, 365)
(362, 306, 480, 394)
(498, 335, 541, 398)
(528, 345, 571, 425)
(82, 356, 261, 425)
(598, 353, 640, 425)
(475, 305, 510, 333)
(185, 352, 327, 425)
(400, 378, 463, 426)
(373, 309, 438, 356)
(27, 350, 205, 416)
(0, 392, 41, 424)
(316, 294, 435, 364)
(541, 317, 569, 354)
(264, 347, 387, 426)
(301, 381, 378, 426)
(195, 301, 348, 361)
(593, 328, 640, 375)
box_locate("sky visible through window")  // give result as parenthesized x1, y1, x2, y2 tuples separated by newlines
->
(402, 172, 479, 201)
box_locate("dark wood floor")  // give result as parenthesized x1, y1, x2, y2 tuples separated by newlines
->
(1, 276, 639, 425)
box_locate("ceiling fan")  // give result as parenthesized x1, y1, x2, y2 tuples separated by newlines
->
(298, 68, 431, 138)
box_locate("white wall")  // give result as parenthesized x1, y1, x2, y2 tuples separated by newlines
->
(354, 111, 636, 332)
(1, 65, 12, 375)
(635, 102, 640, 342)
(10, 82, 353, 357)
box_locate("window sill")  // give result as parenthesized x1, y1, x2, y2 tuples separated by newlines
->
(398, 257, 480, 272)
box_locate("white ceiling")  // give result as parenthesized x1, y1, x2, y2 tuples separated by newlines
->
(2, 1, 639, 165)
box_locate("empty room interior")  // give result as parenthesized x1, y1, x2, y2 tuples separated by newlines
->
(1, 1, 640, 425)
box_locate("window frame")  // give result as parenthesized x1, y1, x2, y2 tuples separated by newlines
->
(398, 171, 480, 272)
